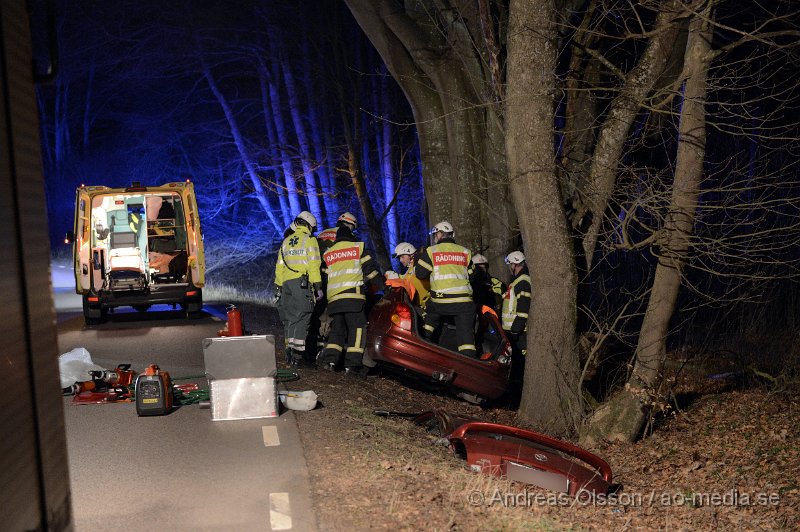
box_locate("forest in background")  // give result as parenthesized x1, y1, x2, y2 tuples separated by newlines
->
(37, 1, 425, 287)
(37, 0, 800, 441)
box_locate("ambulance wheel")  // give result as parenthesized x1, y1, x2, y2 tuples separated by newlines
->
(183, 297, 203, 319)
(82, 297, 106, 325)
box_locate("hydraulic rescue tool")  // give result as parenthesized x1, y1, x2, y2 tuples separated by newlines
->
(88, 364, 135, 386)
(62, 364, 135, 396)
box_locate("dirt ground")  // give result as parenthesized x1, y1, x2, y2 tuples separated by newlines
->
(236, 302, 799, 531)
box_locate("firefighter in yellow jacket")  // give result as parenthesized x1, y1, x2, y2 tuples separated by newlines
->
(274, 211, 322, 367)
(415, 221, 476, 357)
(317, 222, 384, 376)
(502, 251, 531, 356)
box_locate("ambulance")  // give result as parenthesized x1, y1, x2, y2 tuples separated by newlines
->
(68, 181, 205, 324)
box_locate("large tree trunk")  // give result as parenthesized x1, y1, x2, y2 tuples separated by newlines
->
(344, 0, 514, 258)
(582, 1, 713, 444)
(507, 0, 582, 434)
(332, 18, 392, 271)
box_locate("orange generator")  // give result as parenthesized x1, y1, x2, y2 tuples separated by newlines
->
(135, 364, 173, 416)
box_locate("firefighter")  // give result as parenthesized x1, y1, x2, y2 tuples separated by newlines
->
(502, 251, 531, 356)
(274, 211, 323, 367)
(385, 242, 430, 307)
(310, 212, 359, 357)
(317, 211, 358, 252)
(392, 242, 416, 278)
(317, 221, 384, 376)
(415, 221, 476, 357)
(469, 253, 506, 312)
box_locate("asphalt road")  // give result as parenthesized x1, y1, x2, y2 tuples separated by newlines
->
(54, 267, 317, 531)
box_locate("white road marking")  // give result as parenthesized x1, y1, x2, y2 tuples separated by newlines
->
(262, 425, 280, 447)
(269, 492, 292, 530)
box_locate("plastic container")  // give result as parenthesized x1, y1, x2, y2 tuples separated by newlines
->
(278, 390, 318, 411)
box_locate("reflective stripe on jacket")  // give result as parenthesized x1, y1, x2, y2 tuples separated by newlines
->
(416, 241, 472, 304)
(324, 241, 372, 304)
(274, 225, 322, 286)
(502, 272, 531, 332)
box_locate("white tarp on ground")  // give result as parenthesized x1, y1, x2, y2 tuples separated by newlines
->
(58, 347, 104, 388)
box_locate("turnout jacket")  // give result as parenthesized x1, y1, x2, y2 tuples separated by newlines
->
(502, 266, 531, 334)
(415, 238, 473, 304)
(275, 225, 322, 286)
(322, 228, 383, 305)
(469, 267, 506, 311)
(316, 226, 339, 252)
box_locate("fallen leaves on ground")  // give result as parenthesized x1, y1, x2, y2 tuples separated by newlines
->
(237, 302, 799, 531)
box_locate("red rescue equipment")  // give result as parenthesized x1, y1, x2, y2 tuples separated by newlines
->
(218, 304, 243, 337)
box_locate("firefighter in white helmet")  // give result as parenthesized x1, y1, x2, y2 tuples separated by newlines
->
(415, 221, 477, 357)
(310, 212, 360, 359)
(469, 253, 506, 312)
(390, 241, 431, 307)
(274, 211, 322, 367)
(502, 251, 531, 356)
(317, 212, 358, 253)
(392, 242, 417, 278)
(317, 217, 384, 377)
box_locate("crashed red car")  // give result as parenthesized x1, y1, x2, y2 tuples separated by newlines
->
(364, 285, 512, 403)
(410, 410, 613, 496)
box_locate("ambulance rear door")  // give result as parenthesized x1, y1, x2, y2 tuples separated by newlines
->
(181, 182, 205, 286)
(72, 187, 91, 293)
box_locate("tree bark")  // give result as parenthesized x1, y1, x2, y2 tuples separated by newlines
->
(507, 0, 582, 433)
(281, 59, 324, 225)
(200, 59, 282, 233)
(582, 1, 713, 444)
(578, 0, 685, 269)
(345, 0, 514, 258)
(264, 60, 303, 218)
(332, 16, 392, 272)
(260, 75, 292, 227)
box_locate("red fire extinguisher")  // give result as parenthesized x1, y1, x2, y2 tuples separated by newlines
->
(218, 304, 243, 336)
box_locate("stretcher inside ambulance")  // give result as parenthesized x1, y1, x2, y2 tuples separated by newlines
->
(71, 182, 204, 324)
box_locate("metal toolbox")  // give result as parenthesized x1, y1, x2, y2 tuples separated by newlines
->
(202, 335, 278, 420)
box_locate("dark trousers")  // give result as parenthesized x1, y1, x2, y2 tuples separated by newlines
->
(318, 300, 367, 368)
(279, 277, 314, 357)
(423, 300, 477, 357)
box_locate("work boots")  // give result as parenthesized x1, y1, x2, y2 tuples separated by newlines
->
(286, 348, 311, 368)
(344, 366, 367, 379)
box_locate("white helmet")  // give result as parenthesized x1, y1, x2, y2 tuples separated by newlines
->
(337, 212, 357, 228)
(385, 270, 400, 280)
(429, 221, 454, 235)
(505, 251, 525, 264)
(472, 253, 488, 265)
(295, 211, 317, 231)
(392, 242, 416, 257)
